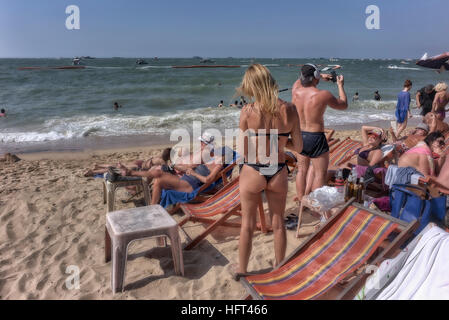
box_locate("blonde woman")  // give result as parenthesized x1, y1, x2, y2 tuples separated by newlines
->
(433, 82, 449, 120)
(235, 64, 302, 278)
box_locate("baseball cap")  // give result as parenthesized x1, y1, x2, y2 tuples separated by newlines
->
(198, 132, 215, 145)
(416, 123, 429, 133)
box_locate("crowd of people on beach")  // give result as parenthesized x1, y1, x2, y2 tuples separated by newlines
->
(83, 63, 449, 278)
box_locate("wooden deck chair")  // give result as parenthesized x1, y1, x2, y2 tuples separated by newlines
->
(178, 176, 270, 250)
(324, 128, 335, 141)
(328, 137, 362, 168)
(327, 138, 340, 149)
(324, 128, 339, 147)
(239, 200, 418, 300)
(166, 160, 237, 214)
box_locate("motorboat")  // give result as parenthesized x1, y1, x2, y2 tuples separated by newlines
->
(136, 59, 148, 65)
(72, 58, 82, 65)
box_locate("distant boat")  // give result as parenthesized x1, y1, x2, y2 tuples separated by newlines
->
(388, 65, 399, 69)
(400, 61, 409, 65)
(193, 56, 202, 59)
(81, 56, 95, 59)
(329, 58, 339, 62)
(136, 59, 148, 65)
(18, 66, 85, 71)
(199, 59, 215, 63)
(72, 58, 82, 66)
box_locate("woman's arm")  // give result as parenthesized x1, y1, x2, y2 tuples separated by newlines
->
(186, 163, 222, 185)
(237, 106, 249, 162)
(361, 126, 382, 145)
(286, 104, 303, 154)
(432, 92, 440, 112)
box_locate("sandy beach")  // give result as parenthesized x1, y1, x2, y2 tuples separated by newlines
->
(0, 129, 364, 300)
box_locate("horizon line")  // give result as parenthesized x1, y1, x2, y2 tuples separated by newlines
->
(0, 56, 419, 60)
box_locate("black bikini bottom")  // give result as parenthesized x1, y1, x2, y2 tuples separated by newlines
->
(240, 162, 288, 182)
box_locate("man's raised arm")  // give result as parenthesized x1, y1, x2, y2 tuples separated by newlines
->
(326, 75, 348, 110)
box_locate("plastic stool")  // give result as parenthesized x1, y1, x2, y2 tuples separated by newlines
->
(106, 205, 184, 293)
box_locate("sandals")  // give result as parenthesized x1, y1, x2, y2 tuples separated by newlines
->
(284, 214, 299, 230)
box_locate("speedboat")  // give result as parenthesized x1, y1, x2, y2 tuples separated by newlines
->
(72, 58, 82, 65)
(200, 59, 215, 63)
(136, 59, 148, 65)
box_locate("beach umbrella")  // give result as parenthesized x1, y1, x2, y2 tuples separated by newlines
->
(416, 52, 449, 72)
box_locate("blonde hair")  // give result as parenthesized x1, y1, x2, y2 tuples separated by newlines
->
(237, 64, 279, 115)
(435, 82, 448, 92)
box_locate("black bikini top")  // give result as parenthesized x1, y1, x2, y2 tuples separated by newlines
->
(247, 131, 291, 138)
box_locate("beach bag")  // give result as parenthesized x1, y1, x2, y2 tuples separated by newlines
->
(390, 184, 446, 235)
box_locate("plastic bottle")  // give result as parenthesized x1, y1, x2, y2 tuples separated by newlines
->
(335, 169, 344, 194)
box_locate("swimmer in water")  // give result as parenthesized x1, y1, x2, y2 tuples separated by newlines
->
(0, 108, 6, 117)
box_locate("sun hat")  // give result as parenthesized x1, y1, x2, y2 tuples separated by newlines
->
(198, 131, 215, 145)
(416, 123, 430, 133)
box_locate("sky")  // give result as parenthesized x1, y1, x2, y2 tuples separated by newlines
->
(0, 0, 448, 59)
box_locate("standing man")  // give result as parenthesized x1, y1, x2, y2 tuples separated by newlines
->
(416, 84, 435, 116)
(291, 64, 348, 202)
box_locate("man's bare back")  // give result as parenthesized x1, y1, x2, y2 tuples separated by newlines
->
(290, 63, 348, 203)
(292, 76, 348, 132)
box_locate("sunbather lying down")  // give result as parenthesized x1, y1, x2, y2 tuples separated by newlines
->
(119, 142, 228, 204)
(83, 147, 172, 177)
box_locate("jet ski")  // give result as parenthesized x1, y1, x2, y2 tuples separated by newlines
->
(136, 59, 148, 65)
(200, 59, 215, 63)
(72, 58, 82, 66)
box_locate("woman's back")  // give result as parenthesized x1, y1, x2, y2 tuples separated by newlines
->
(240, 99, 297, 164)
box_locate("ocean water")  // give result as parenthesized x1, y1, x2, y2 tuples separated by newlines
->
(0, 57, 448, 151)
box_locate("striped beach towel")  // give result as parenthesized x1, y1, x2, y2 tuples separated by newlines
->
(245, 206, 398, 300)
(329, 138, 362, 167)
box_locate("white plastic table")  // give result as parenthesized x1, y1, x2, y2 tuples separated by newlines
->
(106, 205, 184, 293)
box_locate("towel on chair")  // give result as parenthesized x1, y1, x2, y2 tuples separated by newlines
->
(160, 187, 201, 208)
(355, 224, 449, 300)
